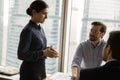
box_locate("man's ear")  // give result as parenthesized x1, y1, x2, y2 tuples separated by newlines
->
(107, 45, 110, 53)
(102, 32, 105, 37)
(107, 45, 112, 59)
(101, 32, 105, 38)
(102, 44, 110, 61)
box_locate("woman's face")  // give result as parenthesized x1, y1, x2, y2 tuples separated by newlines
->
(32, 8, 48, 24)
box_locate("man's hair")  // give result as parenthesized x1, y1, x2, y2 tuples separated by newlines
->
(91, 21, 107, 33)
(107, 30, 120, 60)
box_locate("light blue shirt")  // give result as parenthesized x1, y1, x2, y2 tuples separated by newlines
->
(72, 40, 106, 69)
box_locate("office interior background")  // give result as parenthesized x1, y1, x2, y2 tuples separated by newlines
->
(0, 0, 120, 75)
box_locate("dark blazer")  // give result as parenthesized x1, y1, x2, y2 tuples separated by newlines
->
(79, 60, 120, 80)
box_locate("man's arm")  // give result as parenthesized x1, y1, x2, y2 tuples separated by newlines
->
(71, 66, 80, 80)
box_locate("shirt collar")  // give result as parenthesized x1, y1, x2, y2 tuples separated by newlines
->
(29, 20, 41, 30)
(88, 39, 104, 48)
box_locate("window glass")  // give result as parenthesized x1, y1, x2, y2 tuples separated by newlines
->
(1, 0, 63, 75)
(1, 0, 120, 75)
(0, 0, 4, 64)
(66, 0, 120, 74)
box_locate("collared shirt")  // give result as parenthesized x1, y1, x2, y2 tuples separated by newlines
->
(17, 20, 47, 62)
(72, 40, 106, 69)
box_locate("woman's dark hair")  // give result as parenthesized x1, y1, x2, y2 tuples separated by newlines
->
(26, 0, 48, 16)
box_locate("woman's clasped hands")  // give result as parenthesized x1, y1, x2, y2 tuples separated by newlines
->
(43, 46, 59, 58)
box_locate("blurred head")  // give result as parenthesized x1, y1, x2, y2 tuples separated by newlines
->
(26, 0, 48, 23)
(103, 30, 120, 61)
(89, 21, 107, 41)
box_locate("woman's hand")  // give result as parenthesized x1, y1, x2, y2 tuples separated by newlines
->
(43, 46, 58, 58)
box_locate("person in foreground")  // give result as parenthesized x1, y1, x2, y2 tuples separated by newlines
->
(79, 30, 120, 80)
(71, 21, 107, 80)
(17, 0, 58, 80)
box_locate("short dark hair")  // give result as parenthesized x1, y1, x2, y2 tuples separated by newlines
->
(26, 0, 48, 16)
(107, 30, 120, 60)
(91, 21, 107, 33)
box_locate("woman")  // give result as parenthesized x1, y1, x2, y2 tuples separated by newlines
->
(17, 0, 58, 80)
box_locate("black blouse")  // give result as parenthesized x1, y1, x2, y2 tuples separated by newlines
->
(17, 20, 47, 62)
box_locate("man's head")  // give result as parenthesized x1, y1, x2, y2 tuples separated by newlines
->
(103, 30, 120, 61)
(89, 21, 107, 41)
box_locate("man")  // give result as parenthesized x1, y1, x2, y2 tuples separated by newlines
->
(71, 21, 107, 80)
(79, 30, 120, 80)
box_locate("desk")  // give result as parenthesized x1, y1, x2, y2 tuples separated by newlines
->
(0, 74, 19, 80)
(0, 72, 70, 80)
(0, 66, 19, 80)
(48, 72, 71, 80)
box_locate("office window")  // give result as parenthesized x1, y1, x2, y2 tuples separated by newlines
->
(82, 0, 120, 41)
(0, 0, 120, 76)
(65, 0, 120, 74)
(0, 0, 4, 65)
(0, 0, 63, 75)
